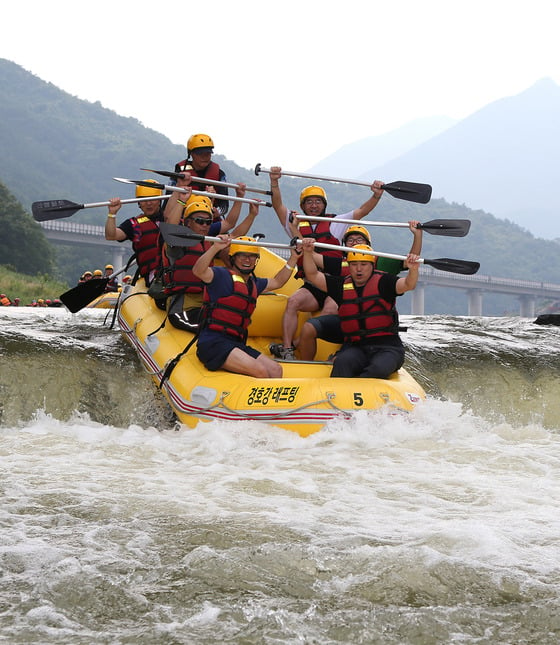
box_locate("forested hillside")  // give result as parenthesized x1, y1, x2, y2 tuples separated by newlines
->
(2, 58, 560, 314)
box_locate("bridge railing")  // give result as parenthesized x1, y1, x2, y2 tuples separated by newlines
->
(40, 220, 106, 236)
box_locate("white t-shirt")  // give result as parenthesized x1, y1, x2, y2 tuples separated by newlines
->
(285, 210, 354, 242)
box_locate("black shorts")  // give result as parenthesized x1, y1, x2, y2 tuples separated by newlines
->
(307, 314, 344, 344)
(301, 281, 328, 309)
(196, 330, 260, 371)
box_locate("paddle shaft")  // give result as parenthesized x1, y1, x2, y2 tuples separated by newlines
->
(294, 215, 470, 237)
(113, 178, 271, 207)
(140, 168, 271, 196)
(256, 164, 379, 189)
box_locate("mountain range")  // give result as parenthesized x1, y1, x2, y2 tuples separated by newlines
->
(309, 79, 560, 240)
(2, 57, 560, 315)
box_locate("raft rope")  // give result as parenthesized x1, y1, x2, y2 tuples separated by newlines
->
(182, 390, 353, 422)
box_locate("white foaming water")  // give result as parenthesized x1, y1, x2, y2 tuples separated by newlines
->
(2, 401, 560, 643)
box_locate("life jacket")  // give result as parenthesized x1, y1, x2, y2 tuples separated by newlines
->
(203, 272, 258, 342)
(295, 218, 343, 279)
(161, 239, 211, 295)
(130, 216, 161, 278)
(173, 160, 225, 221)
(338, 272, 399, 342)
(0, 296, 11, 306)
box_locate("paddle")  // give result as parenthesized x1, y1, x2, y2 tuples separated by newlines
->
(32, 195, 172, 222)
(140, 168, 272, 196)
(254, 164, 432, 204)
(60, 264, 132, 313)
(114, 178, 272, 208)
(294, 215, 471, 237)
(158, 224, 480, 275)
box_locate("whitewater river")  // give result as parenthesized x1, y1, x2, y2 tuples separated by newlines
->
(1, 308, 560, 643)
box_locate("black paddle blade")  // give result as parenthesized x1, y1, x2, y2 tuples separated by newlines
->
(32, 199, 82, 221)
(419, 219, 471, 237)
(140, 168, 185, 180)
(60, 279, 108, 313)
(383, 181, 432, 204)
(424, 258, 480, 275)
(159, 222, 203, 247)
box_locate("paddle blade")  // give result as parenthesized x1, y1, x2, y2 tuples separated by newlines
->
(60, 279, 108, 313)
(32, 199, 82, 221)
(140, 168, 184, 180)
(383, 181, 432, 204)
(419, 219, 471, 237)
(159, 222, 203, 247)
(424, 258, 480, 275)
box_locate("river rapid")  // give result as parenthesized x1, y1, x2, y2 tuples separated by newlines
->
(1, 308, 560, 644)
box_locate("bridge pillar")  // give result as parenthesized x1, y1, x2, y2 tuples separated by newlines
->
(518, 295, 536, 318)
(468, 289, 483, 316)
(111, 247, 127, 269)
(410, 285, 425, 314)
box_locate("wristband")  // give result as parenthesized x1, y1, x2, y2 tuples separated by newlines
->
(107, 213, 116, 219)
(285, 263, 295, 271)
(176, 198, 187, 206)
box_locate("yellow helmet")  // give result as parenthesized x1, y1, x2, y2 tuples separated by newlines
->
(346, 244, 376, 263)
(343, 225, 371, 245)
(184, 196, 213, 219)
(83, 271, 93, 277)
(93, 269, 103, 276)
(229, 236, 260, 257)
(105, 264, 113, 270)
(187, 133, 214, 153)
(300, 185, 327, 209)
(136, 179, 163, 198)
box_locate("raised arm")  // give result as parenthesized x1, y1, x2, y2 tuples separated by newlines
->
(192, 235, 232, 283)
(269, 166, 290, 231)
(105, 198, 127, 241)
(219, 183, 246, 233)
(266, 247, 301, 291)
(395, 254, 420, 294)
(301, 238, 327, 291)
(351, 180, 385, 220)
(164, 174, 192, 224)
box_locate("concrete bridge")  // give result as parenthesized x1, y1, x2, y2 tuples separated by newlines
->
(40, 221, 560, 316)
(40, 220, 132, 268)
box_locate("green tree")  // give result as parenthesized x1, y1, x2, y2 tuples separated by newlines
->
(0, 180, 55, 275)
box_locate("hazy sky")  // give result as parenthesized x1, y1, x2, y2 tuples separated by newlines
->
(2, 0, 558, 172)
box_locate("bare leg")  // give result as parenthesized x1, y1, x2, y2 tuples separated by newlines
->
(222, 347, 283, 378)
(298, 321, 318, 361)
(282, 288, 320, 348)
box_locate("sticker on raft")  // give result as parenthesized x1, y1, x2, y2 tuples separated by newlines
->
(406, 393, 422, 404)
(247, 386, 300, 406)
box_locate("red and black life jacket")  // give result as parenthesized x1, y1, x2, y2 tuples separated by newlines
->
(295, 218, 343, 279)
(203, 272, 258, 341)
(161, 239, 211, 296)
(338, 273, 399, 342)
(130, 216, 161, 278)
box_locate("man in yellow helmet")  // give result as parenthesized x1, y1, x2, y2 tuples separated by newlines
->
(295, 221, 423, 360)
(192, 235, 300, 378)
(267, 166, 386, 360)
(301, 239, 420, 378)
(173, 133, 229, 220)
(162, 175, 264, 331)
(105, 179, 165, 287)
(102, 264, 119, 293)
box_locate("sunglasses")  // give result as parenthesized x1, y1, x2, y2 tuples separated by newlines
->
(191, 217, 212, 225)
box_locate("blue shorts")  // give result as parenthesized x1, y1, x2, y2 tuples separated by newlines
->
(307, 314, 344, 344)
(196, 330, 261, 371)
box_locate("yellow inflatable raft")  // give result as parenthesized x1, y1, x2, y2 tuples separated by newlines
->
(117, 248, 425, 436)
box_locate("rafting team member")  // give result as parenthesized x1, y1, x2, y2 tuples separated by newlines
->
(297, 221, 423, 361)
(192, 234, 301, 378)
(173, 133, 228, 221)
(1, 294, 11, 306)
(103, 264, 120, 293)
(301, 238, 420, 378)
(267, 166, 386, 360)
(162, 173, 264, 331)
(104, 180, 164, 287)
